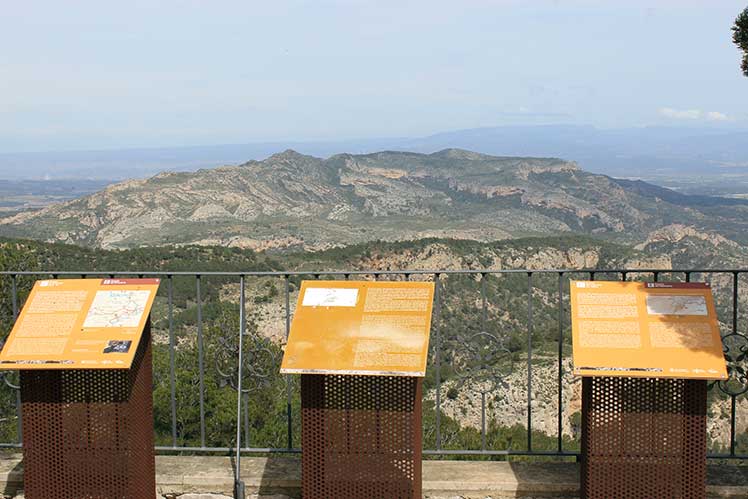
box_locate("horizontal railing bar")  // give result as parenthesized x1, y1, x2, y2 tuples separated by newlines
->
(160, 446, 585, 457)
(706, 453, 748, 459)
(155, 446, 302, 453)
(4, 442, 747, 460)
(156, 447, 748, 460)
(423, 449, 577, 456)
(1, 268, 746, 277)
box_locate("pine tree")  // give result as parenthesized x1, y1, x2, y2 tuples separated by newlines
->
(733, 7, 748, 77)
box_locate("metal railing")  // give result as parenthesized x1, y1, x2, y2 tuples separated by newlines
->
(1, 268, 747, 461)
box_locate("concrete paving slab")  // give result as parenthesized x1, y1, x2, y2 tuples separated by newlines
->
(2, 453, 748, 498)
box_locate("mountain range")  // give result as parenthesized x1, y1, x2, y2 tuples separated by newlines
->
(2, 125, 748, 181)
(2, 148, 747, 251)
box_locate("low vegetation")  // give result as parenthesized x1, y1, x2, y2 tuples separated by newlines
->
(1, 235, 747, 456)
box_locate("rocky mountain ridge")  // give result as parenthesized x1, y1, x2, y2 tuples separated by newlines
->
(3, 149, 748, 250)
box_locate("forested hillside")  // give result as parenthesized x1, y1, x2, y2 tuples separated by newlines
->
(2, 235, 748, 455)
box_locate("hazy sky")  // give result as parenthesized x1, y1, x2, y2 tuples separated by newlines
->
(1, 0, 747, 152)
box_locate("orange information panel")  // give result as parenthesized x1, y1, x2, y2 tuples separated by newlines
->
(570, 281, 727, 379)
(280, 280, 435, 377)
(0, 278, 160, 370)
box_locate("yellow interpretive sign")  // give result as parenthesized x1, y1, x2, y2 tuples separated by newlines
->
(570, 281, 727, 379)
(0, 278, 160, 370)
(280, 280, 435, 376)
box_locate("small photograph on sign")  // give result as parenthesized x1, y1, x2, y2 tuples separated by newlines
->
(646, 295, 708, 316)
(302, 288, 358, 307)
(103, 340, 132, 354)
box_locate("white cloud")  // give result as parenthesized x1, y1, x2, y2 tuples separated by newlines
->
(705, 111, 729, 122)
(658, 107, 731, 122)
(658, 107, 702, 120)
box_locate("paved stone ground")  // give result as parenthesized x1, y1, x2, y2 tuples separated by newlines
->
(2, 454, 748, 498)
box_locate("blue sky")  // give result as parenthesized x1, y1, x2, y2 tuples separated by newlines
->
(1, 0, 747, 152)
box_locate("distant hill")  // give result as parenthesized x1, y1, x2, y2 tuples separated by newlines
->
(404, 125, 748, 177)
(0, 179, 112, 215)
(2, 125, 747, 181)
(2, 148, 748, 251)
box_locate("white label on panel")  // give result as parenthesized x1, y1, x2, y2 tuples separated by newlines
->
(302, 288, 359, 307)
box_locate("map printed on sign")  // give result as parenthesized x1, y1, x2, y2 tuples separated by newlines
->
(83, 290, 152, 328)
(280, 280, 435, 377)
(0, 278, 160, 370)
(570, 281, 727, 379)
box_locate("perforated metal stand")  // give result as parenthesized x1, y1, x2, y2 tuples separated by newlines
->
(20, 321, 155, 499)
(581, 377, 707, 499)
(301, 374, 422, 499)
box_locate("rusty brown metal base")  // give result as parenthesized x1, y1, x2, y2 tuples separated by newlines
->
(301, 374, 422, 499)
(20, 323, 155, 499)
(581, 376, 707, 499)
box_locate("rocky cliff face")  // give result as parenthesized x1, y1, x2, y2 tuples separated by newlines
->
(428, 359, 582, 440)
(3, 149, 748, 250)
